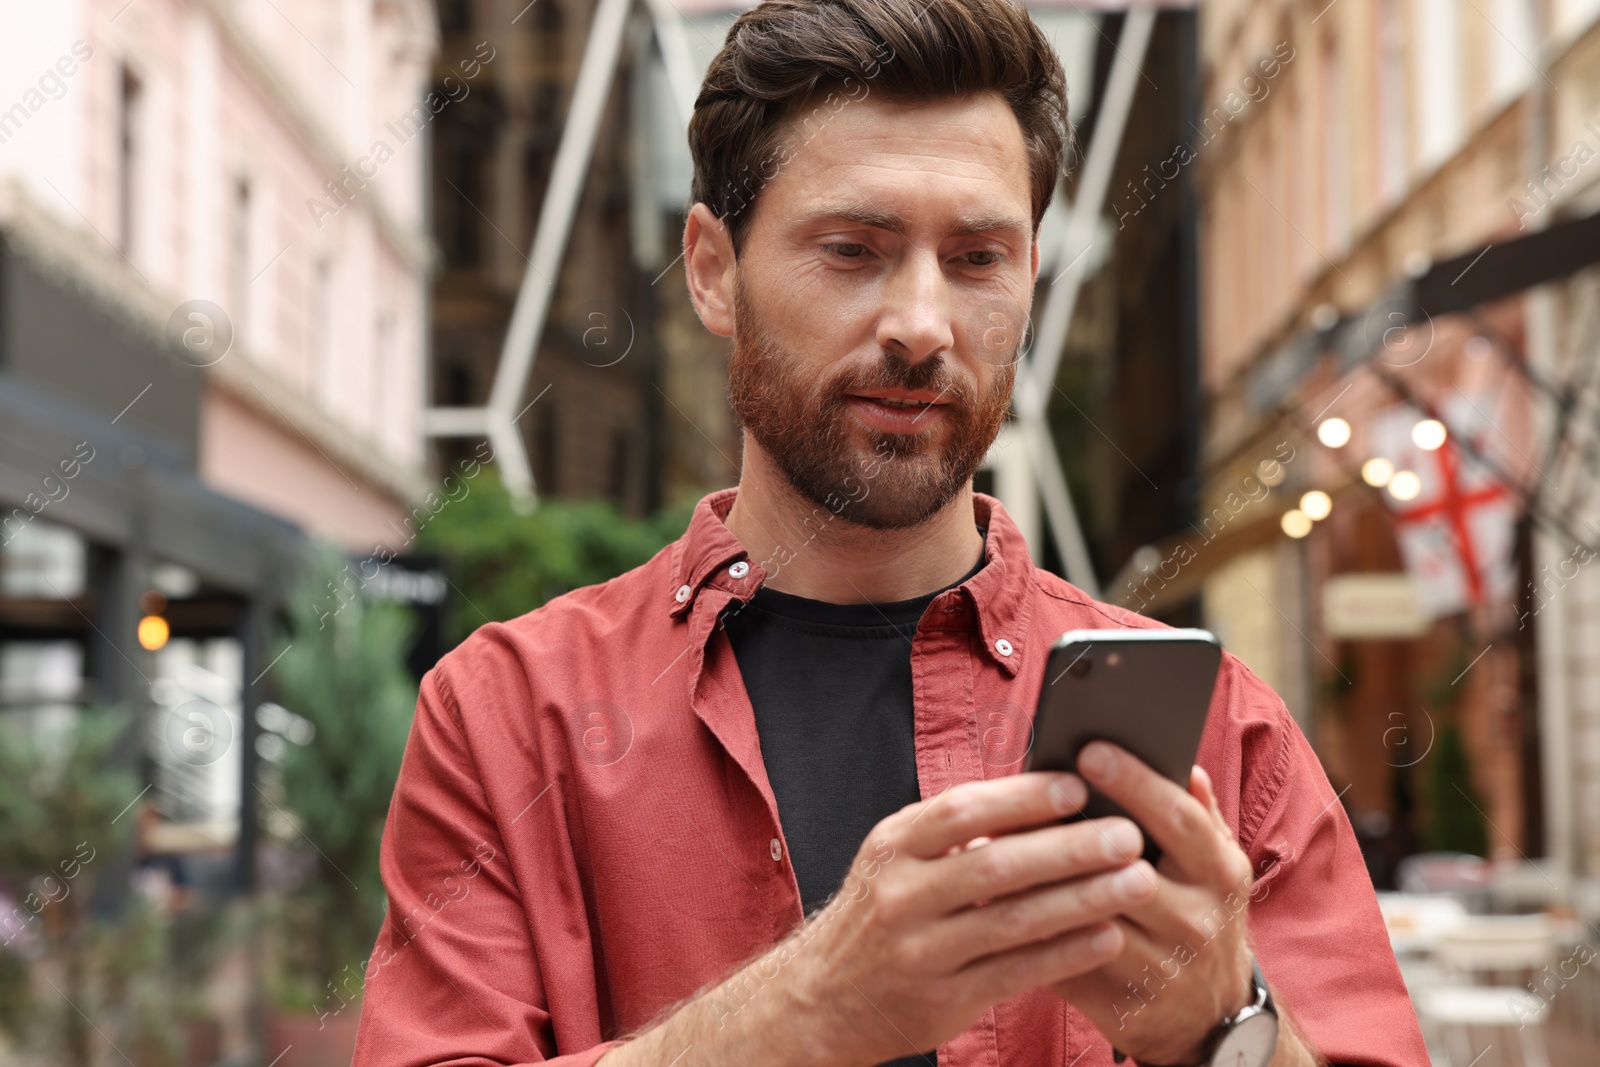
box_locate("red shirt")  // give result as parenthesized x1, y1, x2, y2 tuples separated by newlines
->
(350, 489, 1429, 1067)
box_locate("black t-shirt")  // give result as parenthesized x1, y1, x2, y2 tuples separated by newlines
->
(723, 538, 986, 1067)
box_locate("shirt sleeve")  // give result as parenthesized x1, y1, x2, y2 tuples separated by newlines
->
(1208, 655, 1432, 1067)
(350, 661, 624, 1067)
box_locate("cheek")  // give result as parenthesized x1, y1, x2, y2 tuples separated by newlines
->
(748, 269, 877, 361)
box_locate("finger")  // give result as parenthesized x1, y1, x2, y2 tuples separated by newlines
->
(1077, 743, 1241, 888)
(1190, 765, 1231, 835)
(1063, 916, 1257, 1049)
(917, 816, 1144, 915)
(957, 920, 1124, 1005)
(1114, 863, 1246, 949)
(897, 772, 1087, 860)
(932, 859, 1159, 965)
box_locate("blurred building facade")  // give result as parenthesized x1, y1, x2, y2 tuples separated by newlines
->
(0, 0, 437, 873)
(1177, 0, 1600, 884)
(426, 0, 740, 513)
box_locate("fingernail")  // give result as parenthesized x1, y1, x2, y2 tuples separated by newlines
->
(1079, 742, 1115, 779)
(1049, 774, 1086, 813)
(1114, 863, 1150, 897)
(1103, 822, 1140, 861)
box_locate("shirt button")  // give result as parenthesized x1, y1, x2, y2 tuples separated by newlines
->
(995, 638, 1014, 657)
(769, 838, 782, 861)
(674, 584, 692, 603)
(729, 561, 750, 579)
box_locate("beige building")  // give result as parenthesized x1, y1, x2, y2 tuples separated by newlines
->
(0, 0, 438, 859)
(1181, 0, 1600, 883)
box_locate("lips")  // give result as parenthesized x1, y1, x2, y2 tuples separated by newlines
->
(846, 392, 950, 433)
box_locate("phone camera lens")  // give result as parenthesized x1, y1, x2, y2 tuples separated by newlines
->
(1067, 658, 1092, 678)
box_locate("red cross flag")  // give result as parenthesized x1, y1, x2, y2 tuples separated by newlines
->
(1367, 395, 1517, 620)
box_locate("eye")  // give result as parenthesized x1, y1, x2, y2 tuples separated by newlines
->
(962, 250, 1004, 268)
(821, 242, 868, 259)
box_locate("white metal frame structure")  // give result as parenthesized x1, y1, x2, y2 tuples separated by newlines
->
(424, 0, 1159, 597)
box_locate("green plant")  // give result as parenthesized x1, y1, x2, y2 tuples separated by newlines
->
(420, 466, 695, 645)
(265, 548, 418, 1012)
(1421, 720, 1489, 856)
(0, 705, 153, 1063)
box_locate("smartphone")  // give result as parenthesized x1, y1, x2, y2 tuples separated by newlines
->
(1022, 628, 1223, 866)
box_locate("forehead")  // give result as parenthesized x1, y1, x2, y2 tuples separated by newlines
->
(755, 90, 1034, 235)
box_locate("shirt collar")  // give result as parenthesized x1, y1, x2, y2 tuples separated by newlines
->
(667, 487, 1038, 676)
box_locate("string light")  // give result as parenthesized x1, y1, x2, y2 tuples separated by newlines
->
(1362, 458, 1394, 487)
(1389, 470, 1422, 501)
(1412, 419, 1447, 451)
(1281, 510, 1313, 538)
(1316, 418, 1352, 448)
(1300, 490, 1332, 520)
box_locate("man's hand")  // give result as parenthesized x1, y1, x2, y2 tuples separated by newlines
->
(600, 770, 1150, 1067)
(1049, 742, 1321, 1067)
(794, 769, 1155, 1064)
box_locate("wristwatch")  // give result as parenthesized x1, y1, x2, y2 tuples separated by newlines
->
(1112, 956, 1279, 1067)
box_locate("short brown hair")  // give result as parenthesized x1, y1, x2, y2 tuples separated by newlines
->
(688, 0, 1071, 255)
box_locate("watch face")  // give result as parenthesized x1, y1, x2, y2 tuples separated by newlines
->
(1210, 1011, 1278, 1067)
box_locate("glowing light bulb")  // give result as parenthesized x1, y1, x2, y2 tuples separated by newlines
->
(138, 615, 170, 651)
(1281, 510, 1313, 538)
(1300, 490, 1333, 521)
(1317, 418, 1352, 448)
(1362, 458, 1394, 487)
(1412, 419, 1447, 451)
(1389, 470, 1422, 501)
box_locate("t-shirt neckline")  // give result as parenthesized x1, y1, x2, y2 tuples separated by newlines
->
(745, 527, 988, 628)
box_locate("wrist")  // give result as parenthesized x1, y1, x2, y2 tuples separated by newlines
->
(1115, 952, 1268, 1067)
(731, 926, 871, 1067)
(780, 932, 882, 1067)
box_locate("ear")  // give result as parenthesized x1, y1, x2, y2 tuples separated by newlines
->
(684, 202, 737, 338)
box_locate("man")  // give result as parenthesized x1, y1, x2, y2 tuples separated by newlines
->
(351, 1, 1429, 1065)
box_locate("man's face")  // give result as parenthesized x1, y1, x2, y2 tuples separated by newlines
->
(720, 90, 1039, 529)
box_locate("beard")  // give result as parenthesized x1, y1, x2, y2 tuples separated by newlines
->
(726, 276, 1015, 530)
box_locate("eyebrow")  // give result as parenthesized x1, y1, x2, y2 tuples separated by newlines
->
(792, 202, 1031, 243)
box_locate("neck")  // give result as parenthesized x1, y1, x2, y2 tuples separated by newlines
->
(724, 441, 986, 604)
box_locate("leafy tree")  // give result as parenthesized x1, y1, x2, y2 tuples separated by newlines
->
(1421, 721, 1488, 856)
(1413, 635, 1489, 857)
(0, 706, 166, 1063)
(265, 550, 417, 1012)
(420, 467, 696, 644)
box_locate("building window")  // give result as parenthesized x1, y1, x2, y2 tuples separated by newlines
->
(533, 1, 566, 129)
(1375, 0, 1408, 208)
(1488, 0, 1537, 105)
(372, 309, 393, 435)
(608, 428, 629, 503)
(1414, 0, 1463, 172)
(0, 522, 90, 744)
(1319, 34, 1349, 257)
(149, 637, 243, 830)
(231, 178, 252, 345)
(439, 0, 473, 34)
(436, 147, 483, 268)
(441, 356, 475, 406)
(534, 404, 558, 495)
(312, 256, 336, 403)
(117, 66, 143, 258)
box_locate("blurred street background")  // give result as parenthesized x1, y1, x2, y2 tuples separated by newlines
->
(0, 0, 1598, 1064)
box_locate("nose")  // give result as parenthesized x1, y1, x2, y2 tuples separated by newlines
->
(875, 249, 954, 364)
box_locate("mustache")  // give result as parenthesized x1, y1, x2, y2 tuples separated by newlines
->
(824, 353, 971, 409)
